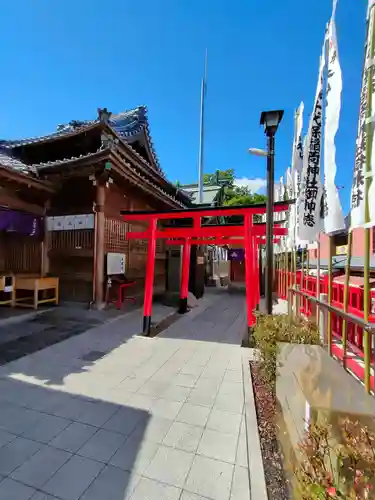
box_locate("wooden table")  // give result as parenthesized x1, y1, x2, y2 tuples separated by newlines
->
(0, 275, 14, 306)
(13, 275, 59, 309)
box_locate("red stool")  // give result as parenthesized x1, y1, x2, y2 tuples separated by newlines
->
(116, 282, 136, 310)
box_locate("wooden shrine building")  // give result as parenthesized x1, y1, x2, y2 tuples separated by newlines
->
(0, 158, 55, 275)
(0, 106, 191, 307)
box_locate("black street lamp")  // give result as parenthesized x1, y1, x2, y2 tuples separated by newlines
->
(260, 109, 284, 315)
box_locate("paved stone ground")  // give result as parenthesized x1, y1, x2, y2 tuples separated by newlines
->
(0, 297, 175, 365)
(0, 292, 251, 500)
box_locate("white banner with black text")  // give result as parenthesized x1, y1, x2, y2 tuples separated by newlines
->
(323, 15, 345, 234)
(298, 36, 326, 241)
(350, 0, 375, 228)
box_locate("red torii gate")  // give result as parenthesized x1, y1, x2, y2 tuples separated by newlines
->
(121, 202, 289, 335)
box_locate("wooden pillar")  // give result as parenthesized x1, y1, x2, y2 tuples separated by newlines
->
(41, 201, 51, 277)
(95, 183, 106, 309)
(128, 199, 134, 274)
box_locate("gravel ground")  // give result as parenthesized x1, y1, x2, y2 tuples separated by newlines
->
(250, 361, 289, 500)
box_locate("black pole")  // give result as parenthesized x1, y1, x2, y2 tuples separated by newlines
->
(265, 133, 275, 315)
(259, 245, 264, 297)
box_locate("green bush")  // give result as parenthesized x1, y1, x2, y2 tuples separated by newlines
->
(253, 313, 320, 388)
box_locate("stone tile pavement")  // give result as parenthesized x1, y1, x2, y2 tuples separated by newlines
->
(0, 292, 253, 499)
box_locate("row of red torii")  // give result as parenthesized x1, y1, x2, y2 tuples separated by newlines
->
(121, 202, 289, 335)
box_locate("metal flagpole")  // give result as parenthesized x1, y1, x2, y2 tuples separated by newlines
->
(285, 243, 288, 298)
(306, 246, 310, 314)
(342, 230, 352, 367)
(301, 247, 305, 314)
(321, 20, 334, 354)
(292, 109, 298, 291)
(316, 238, 321, 326)
(363, 2, 375, 392)
(198, 49, 208, 204)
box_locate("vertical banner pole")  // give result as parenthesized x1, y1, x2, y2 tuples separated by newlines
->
(316, 238, 321, 299)
(280, 247, 284, 298)
(306, 246, 310, 315)
(316, 238, 321, 326)
(363, 4, 375, 392)
(342, 231, 352, 368)
(327, 237, 333, 355)
(301, 247, 305, 314)
(283, 247, 286, 296)
(285, 247, 289, 299)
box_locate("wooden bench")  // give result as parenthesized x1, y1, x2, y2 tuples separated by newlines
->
(13, 275, 59, 309)
(0, 275, 15, 306)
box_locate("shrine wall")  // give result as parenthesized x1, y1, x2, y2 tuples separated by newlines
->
(104, 183, 166, 288)
(46, 177, 95, 302)
(0, 186, 44, 275)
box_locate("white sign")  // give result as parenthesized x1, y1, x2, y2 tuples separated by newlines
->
(107, 253, 126, 275)
(74, 215, 86, 230)
(63, 216, 75, 231)
(46, 214, 95, 231)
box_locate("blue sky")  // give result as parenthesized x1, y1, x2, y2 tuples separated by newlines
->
(0, 0, 367, 213)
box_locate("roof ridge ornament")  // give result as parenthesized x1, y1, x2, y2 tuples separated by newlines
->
(98, 108, 112, 123)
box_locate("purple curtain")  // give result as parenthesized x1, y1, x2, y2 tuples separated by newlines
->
(228, 249, 245, 261)
(0, 208, 42, 237)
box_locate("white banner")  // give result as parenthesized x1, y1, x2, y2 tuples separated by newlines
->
(323, 8, 345, 234)
(350, 1, 375, 228)
(292, 102, 304, 191)
(279, 176, 285, 224)
(275, 176, 284, 222)
(298, 35, 326, 241)
(292, 104, 306, 248)
(286, 167, 293, 198)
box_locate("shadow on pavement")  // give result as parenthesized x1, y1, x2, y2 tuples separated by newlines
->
(0, 374, 150, 499)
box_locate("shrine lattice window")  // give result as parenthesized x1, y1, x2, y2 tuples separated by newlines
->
(105, 218, 129, 254)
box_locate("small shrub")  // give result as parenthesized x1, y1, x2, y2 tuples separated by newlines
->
(253, 313, 320, 388)
(295, 418, 375, 499)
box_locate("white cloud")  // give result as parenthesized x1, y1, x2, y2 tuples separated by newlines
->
(234, 177, 267, 193)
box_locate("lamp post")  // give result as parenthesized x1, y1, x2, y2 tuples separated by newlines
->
(250, 110, 284, 315)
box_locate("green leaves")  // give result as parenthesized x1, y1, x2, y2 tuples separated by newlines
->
(309, 483, 327, 498)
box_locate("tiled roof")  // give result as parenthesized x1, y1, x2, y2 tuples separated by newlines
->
(0, 106, 165, 176)
(0, 150, 37, 175)
(180, 184, 223, 205)
(0, 106, 188, 205)
(108, 106, 164, 176)
(0, 121, 97, 148)
(109, 107, 146, 137)
(113, 149, 186, 208)
(33, 146, 108, 170)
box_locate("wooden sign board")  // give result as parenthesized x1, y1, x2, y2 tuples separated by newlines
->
(107, 253, 126, 275)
